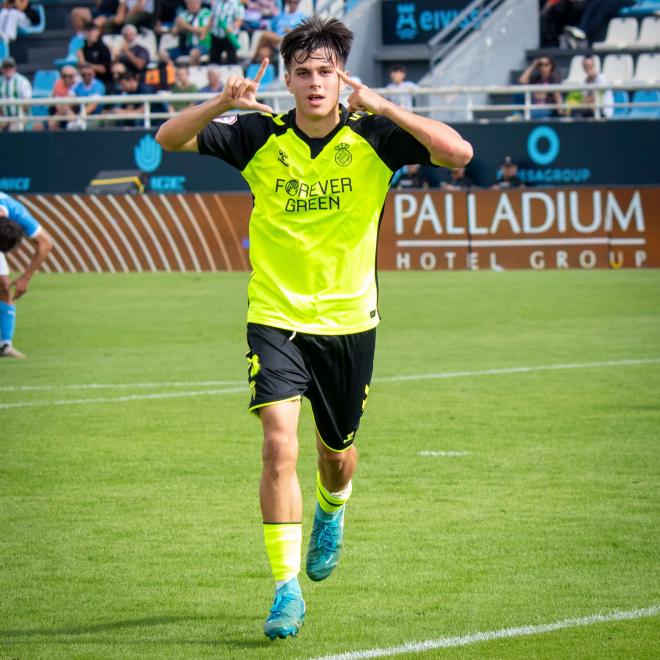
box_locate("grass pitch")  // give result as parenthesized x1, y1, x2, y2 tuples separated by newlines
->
(1, 270, 659, 659)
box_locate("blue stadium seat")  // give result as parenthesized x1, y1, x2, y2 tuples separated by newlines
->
(619, 0, 660, 18)
(54, 35, 85, 68)
(18, 4, 46, 35)
(628, 89, 660, 117)
(33, 69, 59, 97)
(0, 37, 8, 60)
(612, 89, 630, 117)
(245, 62, 276, 87)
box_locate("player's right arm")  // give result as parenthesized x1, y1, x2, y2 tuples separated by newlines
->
(156, 59, 274, 153)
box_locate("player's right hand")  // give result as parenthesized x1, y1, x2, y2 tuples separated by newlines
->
(221, 58, 274, 113)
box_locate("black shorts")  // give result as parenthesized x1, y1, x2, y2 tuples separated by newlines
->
(246, 323, 376, 452)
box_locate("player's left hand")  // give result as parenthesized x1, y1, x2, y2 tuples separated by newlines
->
(336, 69, 388, 115)
(11, 275, 30, 300)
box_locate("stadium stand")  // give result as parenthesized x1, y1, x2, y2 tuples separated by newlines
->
(17, 3, 46, 36)
(593, 17, 639, 50)
(602, 53, 636, 83)
(634, 15, 660, 46)
(628, 88, 660, 116)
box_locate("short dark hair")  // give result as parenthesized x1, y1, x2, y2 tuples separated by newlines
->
(0, 219, 25, 253)
(390, 64, 406, 74)
(280, 16, 353, 72)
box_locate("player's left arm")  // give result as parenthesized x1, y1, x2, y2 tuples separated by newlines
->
(337, 69, 473, 169)
(12, 231, 52, 300)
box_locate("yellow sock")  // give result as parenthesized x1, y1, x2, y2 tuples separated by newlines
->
(316, 471, 352, 515)
(263, 523, 302, 582)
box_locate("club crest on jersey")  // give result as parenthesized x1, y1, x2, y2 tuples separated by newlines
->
(278, 149, 289, 167)
(334, 143, 352, 166)
(213, 115, 238, 125)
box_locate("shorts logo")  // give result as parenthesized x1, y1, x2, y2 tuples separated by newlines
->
(343, 431, 355, 444)
(334, 143, 352, 166)
(249, 380, 256, 401)
(361, 384, 369, 412)
(213, 115, 238, 125)
(247, 353, 261, 377)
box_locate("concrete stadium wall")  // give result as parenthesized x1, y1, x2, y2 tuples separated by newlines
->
(7, 188, 658, 273)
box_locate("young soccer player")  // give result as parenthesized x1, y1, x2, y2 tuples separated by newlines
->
(156, 16, 472, 639)
(0, 192, 52, 359)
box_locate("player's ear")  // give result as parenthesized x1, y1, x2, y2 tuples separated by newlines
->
(284, 70, 291, 91)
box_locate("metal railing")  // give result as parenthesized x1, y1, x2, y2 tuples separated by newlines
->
(0, 81, 658, 129)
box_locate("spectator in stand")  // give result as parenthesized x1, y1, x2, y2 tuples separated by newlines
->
(518, 56, 563, 117)
(492, 156, 524, 189)
(440, 166, 473, 191)
(163, 0, 211, 66)
(77, 22, 113, 87)
(70, 0, 120, 34)
(168, 64, 198, 112)
(0, 0, 30, 41)
(48, 65, 79, 130)
(205, 0, 245, 65)
(15, 0, 41, 28)
(564, 0, 635, 46)
(384, 64, 419, 111)
(113, 23, 150, 78)
(154, 0, 184, 34)
(200, 63, 223, 93)
(117, 0, 156, 31)
(0, 57, 31, 131)
(540, 0, 585, 48)
(107, 60, 127, 94)
(243, 0, 280, 32)
(565, 55, 614, 118)
(250, 0, 308, 59)
(72, 62, 106, 125)
(393, 163, 438, 189)
(104, 69, 153, 125)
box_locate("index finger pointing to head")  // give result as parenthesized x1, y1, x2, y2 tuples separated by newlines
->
(251, 58, 270, 85)
(336, 68, 358, 87)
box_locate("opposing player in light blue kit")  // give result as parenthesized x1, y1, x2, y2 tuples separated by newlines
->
(0, 192, 52, 359)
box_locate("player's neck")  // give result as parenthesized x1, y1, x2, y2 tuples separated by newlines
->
(294, 106, 341, 139)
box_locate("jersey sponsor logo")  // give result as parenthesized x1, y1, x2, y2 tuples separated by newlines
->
(334, 143, 352, 167)
(213, 115, 238, 125)
(278, 149, 289, 167)
(275, 177, 353, 213)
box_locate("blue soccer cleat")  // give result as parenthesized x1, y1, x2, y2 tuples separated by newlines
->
(306, 503, 345, 581)
(263, 578, 305, 640)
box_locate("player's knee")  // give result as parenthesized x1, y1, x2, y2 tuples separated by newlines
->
(318, 443, 357, 470)
(262, 430, 298, 474)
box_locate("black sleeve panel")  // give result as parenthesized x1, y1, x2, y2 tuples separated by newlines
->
(349, 113, 435, 173)
(197, 113, 276, 171)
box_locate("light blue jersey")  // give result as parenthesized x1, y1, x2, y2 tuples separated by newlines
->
(0, 192, 41, 239)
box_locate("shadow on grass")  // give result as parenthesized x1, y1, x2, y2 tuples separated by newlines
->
(0, 615, 271, 650)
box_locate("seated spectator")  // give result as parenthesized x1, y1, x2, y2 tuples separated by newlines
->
(48, 65, 79, 130)
(564, 0, 635, 46)
(77, 22, 113, 87)
(103, 69, 154, 125)
(384, 64, 419, 111)
(16, 0, 41, 27)
(205, 0, 245, 65)
(0, 0, 31, 41)
(163, 0, 211, 66)
(440, 167, 473, 191)
(492, 156, 524, 189)
(518, 56, 563, 117)
(393, 164, 438, 190)
(540, 0, 585, 48)
(200, 63, 223, 93)
(73, 62, 106, 121)
(71, 0, 120, 34)
(0, 56, 32, 131)
(243, 0, 280, 32)
(154, 0, 184, 34)
(112, 23, 150, 78)
(250, 0, 307, 58)
(168, 64, 197, 112)
(565, 55, 614, 118)
(118, 0, 156, 31)
(107, 60, 127, 94)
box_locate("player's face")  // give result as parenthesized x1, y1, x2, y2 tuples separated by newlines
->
(285, 49, 343, 120)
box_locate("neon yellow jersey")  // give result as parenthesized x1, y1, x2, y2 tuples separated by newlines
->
(198, 106, 434, 335)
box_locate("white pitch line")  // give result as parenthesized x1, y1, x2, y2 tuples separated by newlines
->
(0, 380, 244, 392)
(311, 605, 660, 660)
(0, 387, 246, 410)
(418, 451, 471, 457)
(1, 357, 658, 410)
